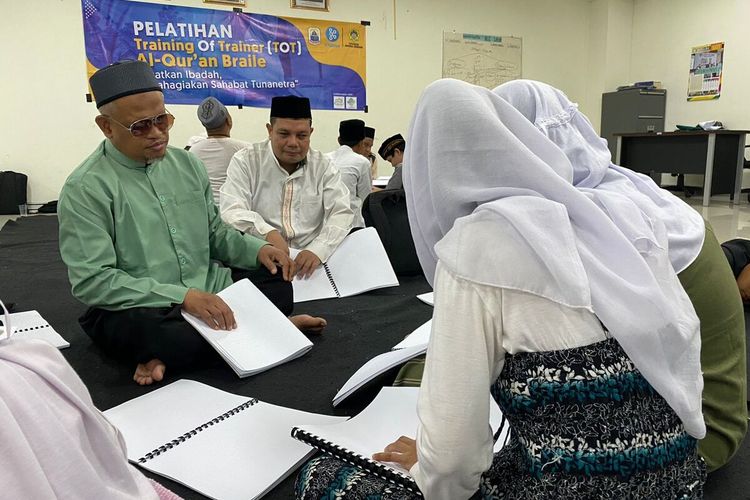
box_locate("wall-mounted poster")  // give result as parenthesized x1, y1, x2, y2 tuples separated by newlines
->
(442, 32, 521, 89)
(687, 42, 724, 101)
(81, 0, 366, 110)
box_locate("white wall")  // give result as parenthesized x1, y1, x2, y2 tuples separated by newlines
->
(630, 0, 750, 131)
(1, 0, 596, 203)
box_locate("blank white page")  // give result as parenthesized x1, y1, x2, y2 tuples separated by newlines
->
(182, 279, 312, 377)
(327, 227, 399, 298)
(392, 320, 432, 350)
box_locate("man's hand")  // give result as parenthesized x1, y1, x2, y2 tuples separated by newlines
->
(294, 249, 322, 279)
(372, 436, 418, 471)
(182, 288, 236, 330)
(265, 230, 290, 255)
(258, 244, 296, 281)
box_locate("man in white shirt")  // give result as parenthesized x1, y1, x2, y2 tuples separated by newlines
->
(220, 95, 354, 278)
(326, 119, 372, 228)
(378, 133, 406, 190)
(190, 97, 249, 202)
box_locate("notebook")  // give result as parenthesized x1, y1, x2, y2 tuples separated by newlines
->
(1, 310, 70, 349)
(416, 292, 434, 306)
(293, 387, 509, 494)
(181, 279, 312, 378)
(333, 344, 427, 407)
(292, 227, 399, 303)
(104, 379, 346, 500)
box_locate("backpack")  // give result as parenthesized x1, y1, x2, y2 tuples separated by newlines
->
(0, 171, 28, 215)
(362, 189, 423, 276)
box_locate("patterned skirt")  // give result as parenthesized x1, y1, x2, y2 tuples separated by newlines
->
(295, 338, 705, 499)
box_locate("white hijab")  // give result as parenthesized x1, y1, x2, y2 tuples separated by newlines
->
(403, 79, 705, 438)
(0, 305, 160, 499)
(493, 79, 705, 273)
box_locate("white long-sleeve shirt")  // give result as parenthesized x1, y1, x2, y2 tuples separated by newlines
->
(410, 262, 607, 500)
(189, 137, 249, 203)
(220, 139, 354, 263)
(326, 145, 372, 228)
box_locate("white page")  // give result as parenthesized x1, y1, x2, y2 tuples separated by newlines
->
(104, 379, 249, 460)
(333, 343, 428, 407)
(301, 387, 506, 480)
(292, 228, 399, 303)
(289, 248, 337, 302)
(105, 380, 345, 500)
(416, 292, 434, 306)
(326, 228, 399, 298)
(8, 310, 69, 348)
(139, 401, 345, 500)
(392, 320, 432, 350)
(182, 279, 312, 377)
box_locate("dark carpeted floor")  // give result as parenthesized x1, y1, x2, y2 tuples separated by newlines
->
(0, 215, 748, 499)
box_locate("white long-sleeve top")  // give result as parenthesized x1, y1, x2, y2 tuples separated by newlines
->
(326, 145, 372, 228)
(220, 139, 354, 263)
(189, 137, 249, 203)
(409, 262, 607, 500)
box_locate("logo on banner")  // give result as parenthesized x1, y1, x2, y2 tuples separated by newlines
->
(326, 27, 339, 42)
(308, 27, 321, 45)
(348, 29, 360, 43)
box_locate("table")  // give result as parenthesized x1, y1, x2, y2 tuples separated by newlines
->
(614, 130, 748, 207)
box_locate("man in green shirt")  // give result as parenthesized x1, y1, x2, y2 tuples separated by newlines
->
(59, 60, 315, 386)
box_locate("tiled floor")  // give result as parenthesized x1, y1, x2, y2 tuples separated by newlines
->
(2, 194, 750, 241)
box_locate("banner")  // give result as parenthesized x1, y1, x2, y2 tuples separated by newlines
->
(82, 0, 366, 110)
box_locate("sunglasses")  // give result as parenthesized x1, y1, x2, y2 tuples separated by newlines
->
(103, 111, 175, 137)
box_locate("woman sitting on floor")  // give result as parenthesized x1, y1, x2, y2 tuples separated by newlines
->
(494, 79, 747, 473)
(294, 79, 706, 499)
(0, 306, 181, 500)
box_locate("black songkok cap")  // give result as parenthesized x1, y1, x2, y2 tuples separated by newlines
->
(378, 133, 406, 160)
(364, 126, 375, 139)
(270, 95, 312, 119)
(89, 60, 161, 109)
(339, 119, 365, 143)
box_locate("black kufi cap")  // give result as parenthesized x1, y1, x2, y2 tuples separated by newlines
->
(270, 95, 312, 119)
(89, 60, 162, 109)
(339, 119, 365, 142)
(364, 126, 375, 139)
(378, 133, 406, 160)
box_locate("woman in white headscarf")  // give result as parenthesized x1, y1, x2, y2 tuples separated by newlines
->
(494, 79, 747, 473)
(0, 308, 181, 500)
(294, 79, 706, 499)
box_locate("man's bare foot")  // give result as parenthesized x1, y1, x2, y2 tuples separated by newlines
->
(133, 359, 166, 386)
(290, 314, 327, 334)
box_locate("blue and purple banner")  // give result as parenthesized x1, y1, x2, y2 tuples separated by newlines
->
(82, 0, 367, 110)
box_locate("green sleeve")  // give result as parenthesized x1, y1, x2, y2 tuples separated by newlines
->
(58, 180, 189, 309)
(197, 156, 267, 270)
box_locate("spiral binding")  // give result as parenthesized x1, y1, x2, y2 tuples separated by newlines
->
(137, 398, 259, 463)
(14, 323, 50, 333)
(291, 427, 423, 497)
(322, 264, 340, 297)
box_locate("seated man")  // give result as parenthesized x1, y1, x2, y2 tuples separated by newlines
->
(190, 96, 249, 202)
(378, 133, 406, 190)
(326, 119, 372, 228)
(364, 126, 377, 180)
(220, 95, 354, 278)
(59, 61, 314, 386)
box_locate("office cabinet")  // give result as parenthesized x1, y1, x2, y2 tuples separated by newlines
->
(600, 88, 666, 158)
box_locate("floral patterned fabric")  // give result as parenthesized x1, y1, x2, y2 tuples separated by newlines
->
(294, 338, 705, 499)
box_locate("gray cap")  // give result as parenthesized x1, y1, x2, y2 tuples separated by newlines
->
(89, 60, 162, 109)
(197, 97, 228, 129)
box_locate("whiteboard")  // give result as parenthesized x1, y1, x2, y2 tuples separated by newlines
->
(442, 32, 522, 89)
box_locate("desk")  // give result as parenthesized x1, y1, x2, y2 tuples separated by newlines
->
(614, 130, 748, 207)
